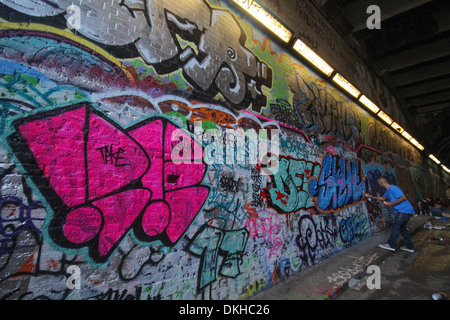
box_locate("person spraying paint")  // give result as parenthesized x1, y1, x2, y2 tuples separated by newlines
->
(364, 177, 415, 253)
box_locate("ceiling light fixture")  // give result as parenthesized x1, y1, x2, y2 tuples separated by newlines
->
(359, 95, 380, 113)
(410, 138, 419, 147)
(332, 73, 361, 98)
(292, 39, 334, 76)
(391, 122, 404, 134)
(442, 164, 450, 173)
(377, 110, 393, 125)
(232, 0, 293, 43)
(401, 131, 412, 140)
(429, 154, 441, 164)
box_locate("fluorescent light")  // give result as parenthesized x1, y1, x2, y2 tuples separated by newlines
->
(429, 154, 441, 164)
(232, 0, 292, 43)
(442, 165, 450, 173)
(409, 138, 424, 151)
(332, 73, 361, 98)
(359, 95, 380, 113)
(377, 110, 393, 125)
(293, 39, 334, 76)
(391, 122, 404, 134)
(402, 131, 412, 140)
(410, 138, 419, 146)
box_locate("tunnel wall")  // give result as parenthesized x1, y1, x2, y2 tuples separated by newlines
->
(0, 0, 448, 300)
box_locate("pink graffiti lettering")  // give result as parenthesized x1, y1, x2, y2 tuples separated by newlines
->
(9, 103, 210, 263)
(245, 206, 283, 259)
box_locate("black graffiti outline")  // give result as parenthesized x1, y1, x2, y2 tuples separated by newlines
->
(295, 213, 337, 266)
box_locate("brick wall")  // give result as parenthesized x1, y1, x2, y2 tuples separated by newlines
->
(0, 0, 447, 300)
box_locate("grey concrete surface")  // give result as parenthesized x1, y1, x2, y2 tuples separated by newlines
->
(250, 215, 436, 300)
(339, 217, 450, 300)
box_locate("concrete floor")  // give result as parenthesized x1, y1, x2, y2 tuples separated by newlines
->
(338, 218, 450, 300)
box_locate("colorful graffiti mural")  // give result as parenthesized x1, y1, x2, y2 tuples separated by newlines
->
(0, 0, 272, 110)
(0, 0, 447, 301)
(7, 103, 210, 263)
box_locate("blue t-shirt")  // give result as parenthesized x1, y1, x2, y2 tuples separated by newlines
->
(383, 185, 415, 214)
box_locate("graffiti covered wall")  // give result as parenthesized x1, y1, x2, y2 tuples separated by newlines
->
(0, 0, 448, 300)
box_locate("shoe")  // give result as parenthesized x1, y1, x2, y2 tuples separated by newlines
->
(432, 292, 447, 300)
(378, 243, 395, 251)
(400, 246, 414, 253)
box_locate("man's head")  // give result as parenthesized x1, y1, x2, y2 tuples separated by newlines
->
(377, 177, 390, 189)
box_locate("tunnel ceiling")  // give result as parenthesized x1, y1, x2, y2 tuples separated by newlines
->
(314, 0, 450, 167)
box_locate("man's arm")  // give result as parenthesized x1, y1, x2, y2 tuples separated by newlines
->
(364, 193, 387, 201)
(384, 195, 407, 207)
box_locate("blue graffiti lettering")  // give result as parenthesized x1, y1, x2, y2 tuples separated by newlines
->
(308, 153, 366, 212)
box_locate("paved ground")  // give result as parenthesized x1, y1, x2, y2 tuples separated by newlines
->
(338, 217, 450, 300)
(250, 215, 450, 300)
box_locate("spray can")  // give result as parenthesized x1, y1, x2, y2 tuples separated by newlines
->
(433, 237, 449, 242)
(424, 221, 433, 229)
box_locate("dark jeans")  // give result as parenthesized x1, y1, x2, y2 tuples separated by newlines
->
(388, 212, 414, 250)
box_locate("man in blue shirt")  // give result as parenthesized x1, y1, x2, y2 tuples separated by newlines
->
(365, 177, 415, 252)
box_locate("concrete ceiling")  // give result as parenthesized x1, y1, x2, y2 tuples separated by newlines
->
(315, 0, 450, 167)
